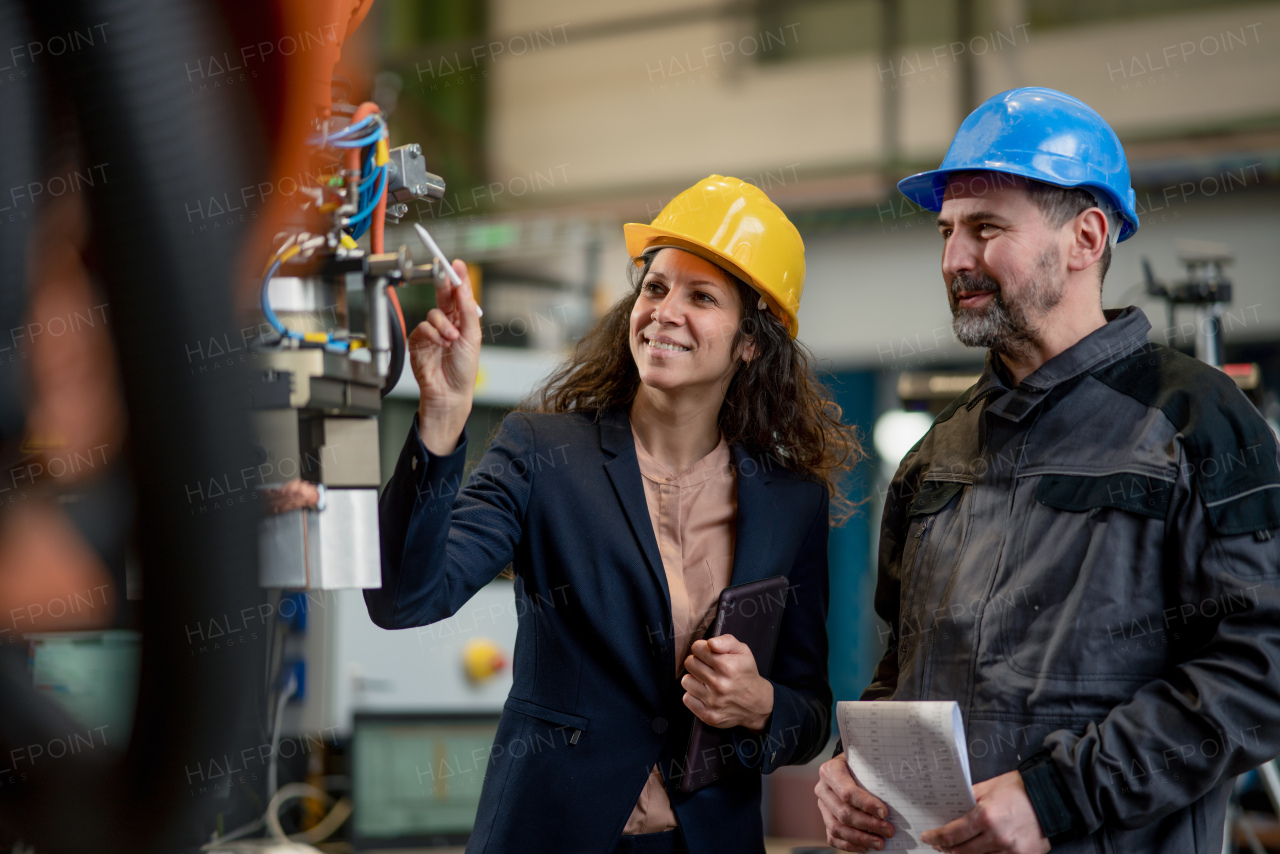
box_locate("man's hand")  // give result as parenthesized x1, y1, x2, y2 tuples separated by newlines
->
(680, 634, 774, 731)
(815, 752, 895, 852)
(920, 770, 1049, 854)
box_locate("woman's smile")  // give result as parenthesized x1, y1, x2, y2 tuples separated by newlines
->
(644, 333, 693, 354)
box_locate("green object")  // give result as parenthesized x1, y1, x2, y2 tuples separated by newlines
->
(463, 222, 518, 253)
(28, 630, 141, 747)
(353, 716, 499, 839)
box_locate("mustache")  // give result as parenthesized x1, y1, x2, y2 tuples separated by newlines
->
(950, 272, 1000, 299)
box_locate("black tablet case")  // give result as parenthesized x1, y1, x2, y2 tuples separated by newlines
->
(679, 575, 790, 794)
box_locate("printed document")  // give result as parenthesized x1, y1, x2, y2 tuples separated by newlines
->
(836, 700, 976, 850)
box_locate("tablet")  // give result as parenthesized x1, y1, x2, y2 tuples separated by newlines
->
(679, 575, 790, 794)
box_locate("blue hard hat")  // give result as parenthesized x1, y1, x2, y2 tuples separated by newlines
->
(897, 87, 1139, 242)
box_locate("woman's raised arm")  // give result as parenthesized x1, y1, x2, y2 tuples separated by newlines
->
(366, 411, 536, 630)
(366, 258, 529, 629)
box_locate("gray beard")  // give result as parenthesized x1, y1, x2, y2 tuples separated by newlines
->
(950, 247, 1063, 358)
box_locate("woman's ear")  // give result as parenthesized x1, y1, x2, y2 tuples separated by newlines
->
(739, 336, 756, 363)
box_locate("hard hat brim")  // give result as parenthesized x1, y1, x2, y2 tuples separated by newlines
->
(897, 166, 1138, 243)
(623, 223, 797, 336)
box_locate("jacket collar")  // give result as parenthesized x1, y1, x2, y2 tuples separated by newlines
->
(598, 408, 780, 642)
(969, 305, 1152, 422)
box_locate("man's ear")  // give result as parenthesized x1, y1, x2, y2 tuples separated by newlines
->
(1067, 208, 1108, 273)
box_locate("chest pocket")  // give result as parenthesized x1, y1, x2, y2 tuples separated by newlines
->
(1035, 472, 1173, 519)
(911, 479, 968, 516)
(1001, 470, 1175, 685)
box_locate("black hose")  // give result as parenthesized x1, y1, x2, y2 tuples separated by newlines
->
(382, 290, 406, 397)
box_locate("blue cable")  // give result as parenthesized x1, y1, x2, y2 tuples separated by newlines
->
(261, 255, 352, 352)
(327, 130, 384, 148)
(268, 116, 387, 350)
(358, 146, 378, 194)
(345, 145, 380, 240)
(348, 193, 372, 240)
(332, 118, 387, 149)
(346, 167, 387, 229)
(329, 115, 376, 137)
(306, 115, 377, 146)
(260, 257, 299, 342)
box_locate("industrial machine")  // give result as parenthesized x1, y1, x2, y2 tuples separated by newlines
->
(1142, 239, 1266, 409)
(1143, 239, 1237, 368)
(204, 3, 505, 849)
(250, 56, 457, 592)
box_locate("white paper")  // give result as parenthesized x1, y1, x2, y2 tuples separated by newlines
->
(836, 700, 977, 850)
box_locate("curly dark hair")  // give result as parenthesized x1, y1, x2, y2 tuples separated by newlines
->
(521, 248, 865, 524)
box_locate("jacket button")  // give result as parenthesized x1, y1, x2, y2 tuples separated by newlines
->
(411, 456, 418, 471)
(651, 717, 668, 734)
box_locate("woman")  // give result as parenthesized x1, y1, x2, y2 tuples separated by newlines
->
(367, 175, 861, 854)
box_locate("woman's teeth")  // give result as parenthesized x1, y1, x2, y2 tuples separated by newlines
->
(647, 339, 689, 352)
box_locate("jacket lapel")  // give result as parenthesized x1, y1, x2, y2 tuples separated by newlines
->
(599, 411, 670, 611)
(728, 442, 778, 587)
(599, 411, 782, 640)
(601, 409, 783, 701)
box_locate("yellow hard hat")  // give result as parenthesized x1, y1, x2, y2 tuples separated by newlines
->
(624, 175, 806, 337)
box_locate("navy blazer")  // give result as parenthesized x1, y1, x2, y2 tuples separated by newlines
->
(366, 408, 832, 854)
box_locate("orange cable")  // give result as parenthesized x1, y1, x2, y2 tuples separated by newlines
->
(345, 102, 406, 341)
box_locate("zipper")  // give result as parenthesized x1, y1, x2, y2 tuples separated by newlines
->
(916, 516, 933, 541)
(899, 515, 935, 648)
(905, 515, 939, 694)
(912, 516, 933, 567)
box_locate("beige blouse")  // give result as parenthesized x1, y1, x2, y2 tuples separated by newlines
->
(623, 425, 737, 835)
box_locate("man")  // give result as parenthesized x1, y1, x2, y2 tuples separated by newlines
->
(816, 87, 1280, 853)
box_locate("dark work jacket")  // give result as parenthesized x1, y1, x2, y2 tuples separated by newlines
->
(862, 307, 1280, 852)
(367, 408, 833, 854)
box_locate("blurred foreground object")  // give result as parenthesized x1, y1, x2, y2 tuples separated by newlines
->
(0, 0, 270, 849)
